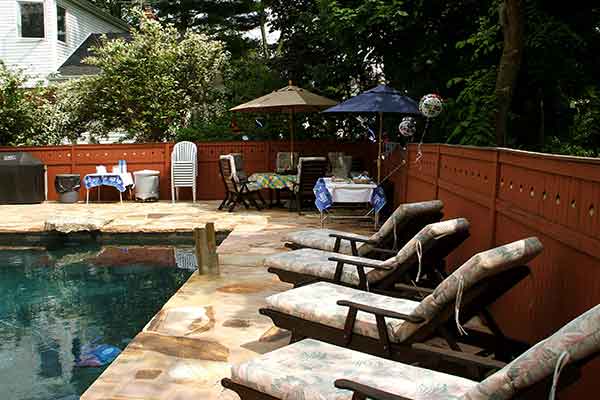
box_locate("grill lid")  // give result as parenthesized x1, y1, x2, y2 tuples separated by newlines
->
(0, 152, 44, 166)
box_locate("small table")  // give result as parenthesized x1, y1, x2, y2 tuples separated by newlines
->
(315, 178, 385, 227)
(83, 173, 134, 203)
(249, 172, 297, 207)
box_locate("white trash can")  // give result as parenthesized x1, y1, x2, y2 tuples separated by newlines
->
(133, 170, 160, 201)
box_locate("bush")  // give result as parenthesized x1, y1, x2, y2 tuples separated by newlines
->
(0, 62, 37, 145)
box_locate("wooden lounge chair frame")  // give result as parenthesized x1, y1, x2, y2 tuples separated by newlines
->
(222, 345, 591, 400)
(283, 210, 445, 259)
(218, 157, 266, 212)
(269, 227, 470, 291)
(260, 265, 532, 363)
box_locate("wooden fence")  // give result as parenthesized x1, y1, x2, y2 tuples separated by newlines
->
(0, 141, 378, 201)
(387, 144, 600, 398)
(1, 141, 599, 397)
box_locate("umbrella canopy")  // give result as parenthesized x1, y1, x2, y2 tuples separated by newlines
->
(322, 84, 419, 114)
(230, 83, 337, 113)
(230, 83, 337, 166)
(323, 84, 420, 183)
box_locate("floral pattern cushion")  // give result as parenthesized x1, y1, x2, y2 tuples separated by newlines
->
(264, 248, 385, 286)
(230, 339, 477, 400)
(370, 200, 444, 244)
(464, 304, 600, 400)
(284, 229, 371, 255)
(284, 200, 444, 256)
(393, 237, 543, 342)
(269, 218, 469, 285)
(265, 282, 421, 342)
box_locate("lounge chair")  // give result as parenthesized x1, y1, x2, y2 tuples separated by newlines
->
(222, 303, 600, 400)
(260, 238, 543, 362)
(266, 218, 470, 291)
(284, 200, 444, 257)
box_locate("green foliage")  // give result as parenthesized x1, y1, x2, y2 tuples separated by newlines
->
(0, 62, 36, 145)
(80, 17, 229, 142)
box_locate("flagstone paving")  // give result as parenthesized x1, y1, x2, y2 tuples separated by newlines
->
(0, 201, 374, 400)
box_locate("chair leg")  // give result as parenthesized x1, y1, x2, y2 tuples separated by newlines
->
(218, 193, 230, 210)
(297, 192, 301, 215)
(228, 194, 240, 212)
(192, 182, 196, 203)
(256, 190, 267, 207)
(248, 193, 262, 211)
(171, 184, 175, 203)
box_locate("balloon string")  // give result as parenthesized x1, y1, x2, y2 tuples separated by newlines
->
(415, 119, 429, 170)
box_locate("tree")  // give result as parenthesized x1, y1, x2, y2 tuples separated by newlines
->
(0, 62, 35, 145)
(78, 17, 229, 142)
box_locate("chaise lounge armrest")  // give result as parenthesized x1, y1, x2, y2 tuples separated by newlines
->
(335, 379, 414, 400)
(328, 233, 379, 245)
(328, 256, 394, 271)
(410, 343, 507, 371)
(337, 300, 425, 323)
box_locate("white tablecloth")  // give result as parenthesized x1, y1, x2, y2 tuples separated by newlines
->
(323, 178, 376, 203)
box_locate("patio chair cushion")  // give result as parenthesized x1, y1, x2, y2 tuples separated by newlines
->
(266, 218, 470, 286)
(394, 237, 543, 342)
(284, 200, 444, 256)
(285, 229, 372, 255)
(265, 282, 421, 342)
(230, 339, 477, 400)
(464, 304, 600, 400)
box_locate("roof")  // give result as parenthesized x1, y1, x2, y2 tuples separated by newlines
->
(67, 0, 129, 31)
(57, 32, 132, 77)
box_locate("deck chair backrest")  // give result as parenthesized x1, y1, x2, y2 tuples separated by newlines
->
(464, 304, 600, 400)
(366, 218, 470, 283)
(219, 156, 238, 193)
(230, 153, 248, 182)
(391, 237, 543, 343)
(276, 152, 299, 172)
(297, 157, 327, 194)
(172, 141, 197, 163)
(359, 200, 444, 255)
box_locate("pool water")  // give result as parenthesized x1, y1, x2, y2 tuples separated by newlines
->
(0, 244, 193, 400)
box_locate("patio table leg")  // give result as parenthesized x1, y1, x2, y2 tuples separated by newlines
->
(119, 191, 122, 203)
(98, 186, 101, 201)
(86, 189, 89, 204)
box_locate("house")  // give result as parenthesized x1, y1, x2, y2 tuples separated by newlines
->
(0, 0, 128, 86)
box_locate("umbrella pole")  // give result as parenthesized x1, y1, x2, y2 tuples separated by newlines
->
(289, 110, 295, 166)
(377, 111, 383, 183)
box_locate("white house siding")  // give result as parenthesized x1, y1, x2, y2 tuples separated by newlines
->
(0, 0, 125, 86)
(55, 0, 124, 68)
(0, 0, 58, 86)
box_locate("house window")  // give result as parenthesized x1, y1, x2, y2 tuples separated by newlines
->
(18, 2, 45, 38)
(57, 6, 66, 42)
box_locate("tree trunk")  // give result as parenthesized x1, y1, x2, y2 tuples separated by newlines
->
(259, 1, 270, 60)
(494, 0, 524, 147)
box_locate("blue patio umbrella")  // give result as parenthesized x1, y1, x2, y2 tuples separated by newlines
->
(323, 84, 420, 182)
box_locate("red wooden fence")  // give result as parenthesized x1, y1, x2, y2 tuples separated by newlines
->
(1, 141, 600, 397)
(0, 141, 378, 201)
(387, 144, 600, 399)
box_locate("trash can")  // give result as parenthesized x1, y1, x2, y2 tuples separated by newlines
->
(133, 170, 160, 201)
(55, 174, 81, 203)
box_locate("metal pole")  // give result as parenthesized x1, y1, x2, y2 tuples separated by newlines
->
(289, 110, 295, 167)
(377, 111, 383, 183)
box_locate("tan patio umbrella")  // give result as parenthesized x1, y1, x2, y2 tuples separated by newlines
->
(229, 81, 337, 164)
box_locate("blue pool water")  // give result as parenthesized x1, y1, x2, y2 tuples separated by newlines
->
(0, 244, 193, 400)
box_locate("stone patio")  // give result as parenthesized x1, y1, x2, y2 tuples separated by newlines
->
(0, 201, 375, 400)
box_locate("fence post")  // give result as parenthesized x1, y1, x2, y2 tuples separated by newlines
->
(434, 145, 441, 200)
(70, 144, 76, 174)
(164, 143, 170, 201)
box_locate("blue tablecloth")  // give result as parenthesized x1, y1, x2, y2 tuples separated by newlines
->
(84, 174, 130, 193)
(313, 178, 386, 213)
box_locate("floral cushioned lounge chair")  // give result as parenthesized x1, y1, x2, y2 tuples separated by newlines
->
(260, 238, 543, 362)
(266, 218, 470, 291)
(284, 200, 445, 257)
(222, 303, 600, 400)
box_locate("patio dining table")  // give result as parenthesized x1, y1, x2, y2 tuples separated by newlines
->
(83, 172, 134, 203)
(248, 172, 297, 207)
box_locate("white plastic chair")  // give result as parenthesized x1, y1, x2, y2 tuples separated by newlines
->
(171, 141, 198, 203)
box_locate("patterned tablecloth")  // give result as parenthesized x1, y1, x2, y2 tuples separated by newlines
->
(83, 173, 134, 193)
(249, 172, 297, 190)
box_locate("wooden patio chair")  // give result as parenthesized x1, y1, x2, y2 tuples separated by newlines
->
(222, 303, 600, 400)
(218, 155, 266, 212)
(266, 218, 470, 291)
(259, 238, 543, 363)
(289, 157, 328, 215)
(284, 200, 444, 257)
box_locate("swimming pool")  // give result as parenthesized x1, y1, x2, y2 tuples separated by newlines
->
(0, 243, 196, 400)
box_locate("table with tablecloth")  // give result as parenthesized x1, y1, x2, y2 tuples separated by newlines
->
(83, 172, 134, 203)
(314, 177, 386, 227)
